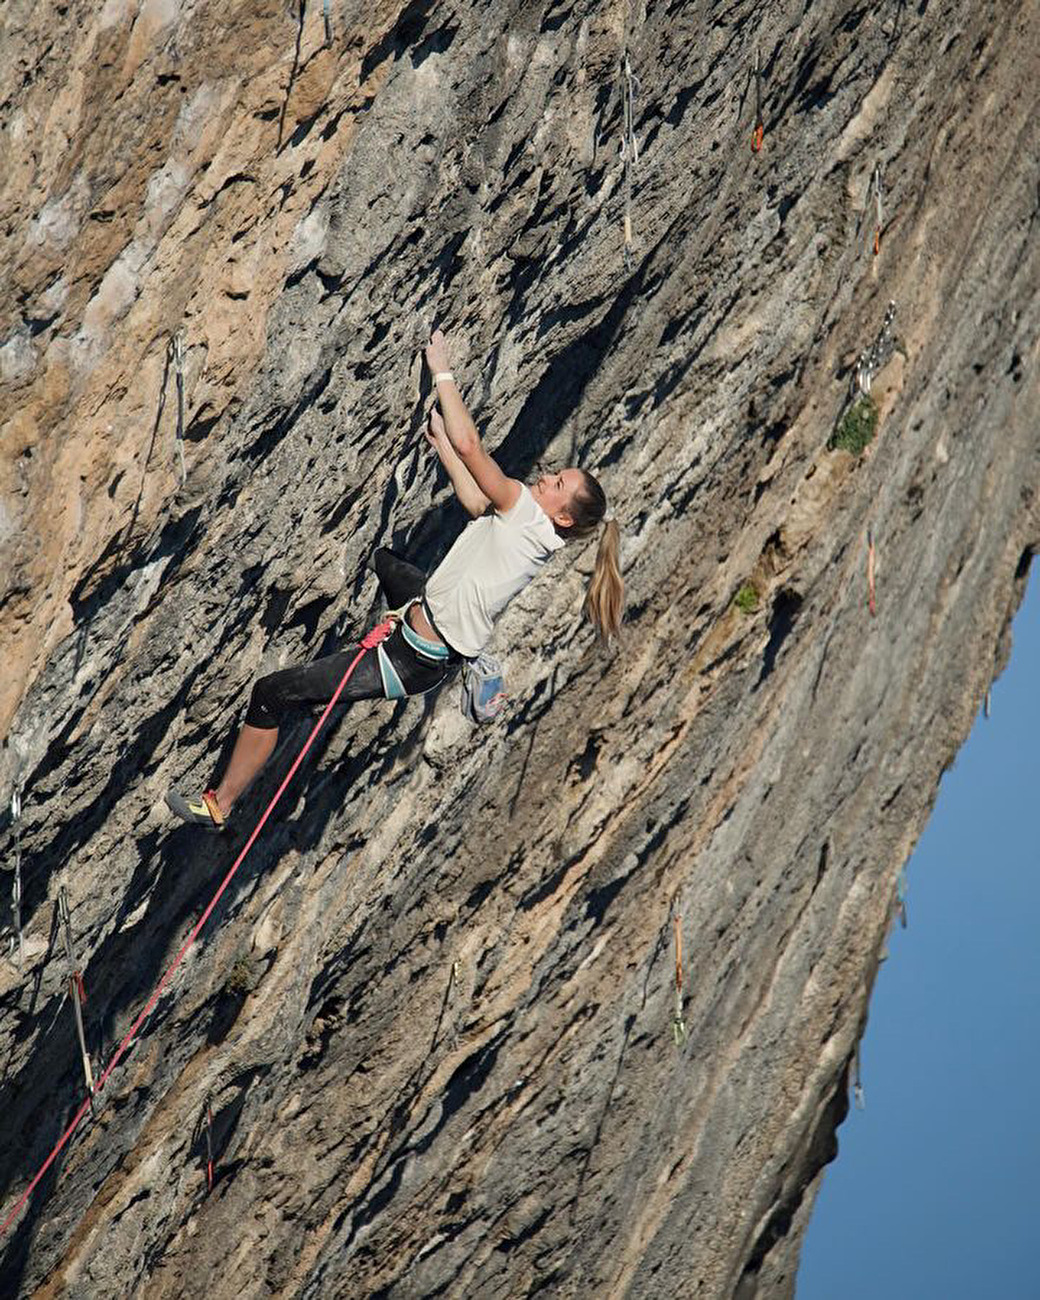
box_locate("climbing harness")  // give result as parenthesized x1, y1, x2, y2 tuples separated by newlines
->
(672, 913, 686, 1046)
(871, 162, 883, 256)
(750, 45, 764, 152)
(376, 601, 450, 700)
(169, 331, 186, 487)
(0, 618, 396, 1239)
(323, 0, 332, 45)
(620, 51, 640, 267)
(57, 886, 95, 1102)
(9, 782, 23, 970)
(867, 528, 876, 617)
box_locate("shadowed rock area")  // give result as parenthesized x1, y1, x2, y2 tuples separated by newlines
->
(0, 0, 1037, 1295)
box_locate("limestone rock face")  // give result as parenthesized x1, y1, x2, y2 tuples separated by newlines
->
(0, 1, 1037, 1296)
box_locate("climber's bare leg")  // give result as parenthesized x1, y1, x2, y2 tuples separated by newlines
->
(213, 723, 279, 813)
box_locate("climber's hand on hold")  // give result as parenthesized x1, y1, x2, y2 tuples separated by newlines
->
(425, 408, 448, 451)
(425, 405, 490, 516)
(425, 328, 450, 376)
(422, 329, 514, 512)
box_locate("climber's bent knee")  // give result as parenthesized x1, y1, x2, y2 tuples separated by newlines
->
(241, 637, 435, 729)
(245, 673, 283, 729)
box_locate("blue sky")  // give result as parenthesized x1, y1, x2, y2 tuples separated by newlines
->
(797, 564, 1039, 1299)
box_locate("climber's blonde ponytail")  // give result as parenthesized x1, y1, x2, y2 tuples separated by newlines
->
(584, 517, 623, 644)
(555, 470, 624, 645)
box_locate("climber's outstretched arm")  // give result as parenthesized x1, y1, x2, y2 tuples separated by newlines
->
(425, 329, 521, 514)
(426, 410, 489, 518)
(436, 379, 520, 514)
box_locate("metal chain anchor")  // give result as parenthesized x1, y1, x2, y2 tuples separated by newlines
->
(853, 300, 898, 398)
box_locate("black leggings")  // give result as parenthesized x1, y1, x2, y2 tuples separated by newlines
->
(244, 550, 452, 729)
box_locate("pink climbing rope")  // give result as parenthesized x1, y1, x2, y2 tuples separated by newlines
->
(0, 619, 396, 1238)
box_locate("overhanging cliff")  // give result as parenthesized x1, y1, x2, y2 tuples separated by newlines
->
(0, 1, 1037, 1296)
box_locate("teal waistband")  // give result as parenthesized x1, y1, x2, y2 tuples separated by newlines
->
(400, 615, 450, 661)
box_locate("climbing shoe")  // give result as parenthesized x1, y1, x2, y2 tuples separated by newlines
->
(166, 788, 227, 831)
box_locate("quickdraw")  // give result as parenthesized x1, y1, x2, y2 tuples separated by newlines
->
(9, 783, 23, 971)
(672, 913, 686, 1046)
(872, 162, 883, 256)
(896, 868, 908, 929)
(205, 1103, 215, 1191)
(751, 45, 764, 152)
(57, 886, 95, 1101)
(169, 331, 186, 487)
(852, 1043, 865, 1110)
(620, 51, 640, 266)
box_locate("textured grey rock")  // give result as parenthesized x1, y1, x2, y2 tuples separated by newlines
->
(0, 1, 1038, 1297)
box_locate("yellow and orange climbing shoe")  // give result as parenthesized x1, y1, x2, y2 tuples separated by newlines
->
(166, 789, 227, 831)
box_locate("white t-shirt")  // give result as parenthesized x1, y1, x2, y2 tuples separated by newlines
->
(424, 485, 565, 657)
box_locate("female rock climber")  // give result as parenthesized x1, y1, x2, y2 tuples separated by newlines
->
(167, 329, 623, 828)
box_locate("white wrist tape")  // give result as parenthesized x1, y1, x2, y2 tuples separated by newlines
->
(432, 371, 455, 386)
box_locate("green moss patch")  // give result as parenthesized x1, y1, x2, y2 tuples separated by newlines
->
(735, 583, 760, 615)
(830, 395, 879, 455)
